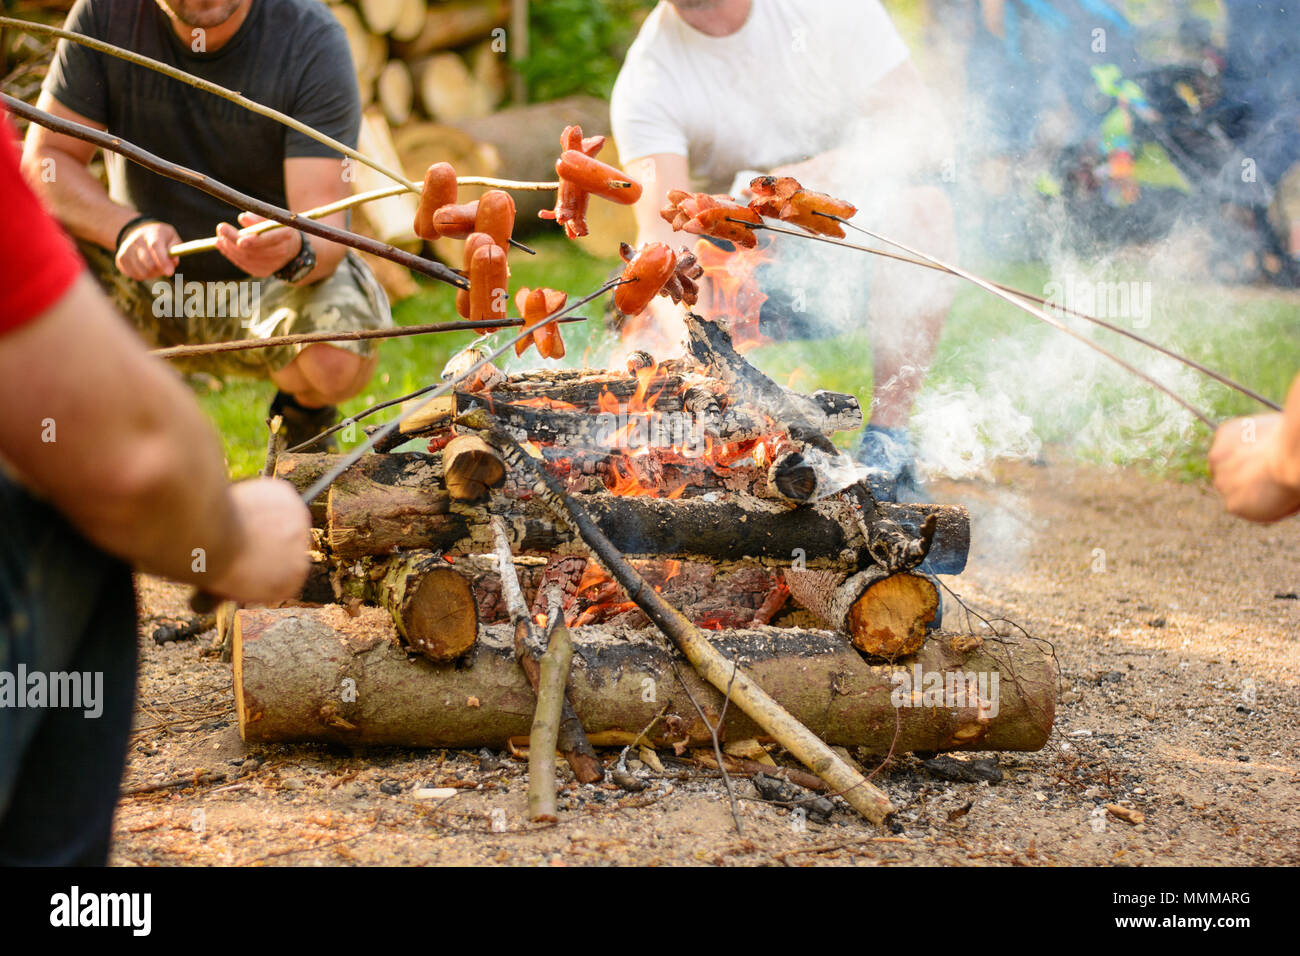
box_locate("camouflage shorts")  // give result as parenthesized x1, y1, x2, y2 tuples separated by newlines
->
(80, 244, 393, 377)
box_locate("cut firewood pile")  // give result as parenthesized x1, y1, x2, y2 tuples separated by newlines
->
(230, 305, 1056, 824)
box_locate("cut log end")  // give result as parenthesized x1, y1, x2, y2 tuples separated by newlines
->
(398, 565, 479, 662)
(442, 434, 506, 501)
(848, 572, 939, 658)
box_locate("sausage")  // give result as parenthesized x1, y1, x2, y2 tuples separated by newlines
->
(614, 243, 677, 317)
(432, 200, 480, 240)
(688, 206, 761, 248)
(463, 231, 496, 271)
(469, 242, 508, 329)
(414, 162, 458, 239)
(534, 288, 568, 359)
(556, 150, 643, 205)
(456, 288, 471, 320)
(788, 188, 857, 222)
(539, 126, 586, 236)
(474, 189, 516, 248)
(513, 287, 544, 357)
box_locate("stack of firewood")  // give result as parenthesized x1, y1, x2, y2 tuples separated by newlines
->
(326, 0, 516, 127)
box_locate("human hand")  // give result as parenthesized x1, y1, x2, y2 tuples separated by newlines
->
(1208, 414, 1300, 522)
(115, 220, 181, 281)
(207, 478, 312, 604)
(214, 212, 302, 278)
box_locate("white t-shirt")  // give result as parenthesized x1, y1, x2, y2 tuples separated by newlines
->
(611, 0, 910, 190)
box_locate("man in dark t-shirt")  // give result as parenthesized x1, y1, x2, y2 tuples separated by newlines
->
(22, 0, 392, 447)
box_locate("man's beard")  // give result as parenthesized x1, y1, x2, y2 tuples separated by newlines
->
(160, 0, 245, 29)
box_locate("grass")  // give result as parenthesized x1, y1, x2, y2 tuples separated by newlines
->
(197, 238, 1299, 482)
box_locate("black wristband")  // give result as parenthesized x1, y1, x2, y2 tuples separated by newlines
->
(114, 214, 157, 252)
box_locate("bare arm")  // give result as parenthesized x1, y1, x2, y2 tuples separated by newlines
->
(0, 273, 310, 600)
(214, 156, 349, 283)
(773, 61, 954, 189)
(20, 90, 139, 250)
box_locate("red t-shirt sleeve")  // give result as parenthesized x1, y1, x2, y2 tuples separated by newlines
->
(0, 110, 84, 335)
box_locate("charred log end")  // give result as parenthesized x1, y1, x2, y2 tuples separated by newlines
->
(847, 572, 940, 658)
(769, 451, 817, 501)
(398, 565, 479, 663)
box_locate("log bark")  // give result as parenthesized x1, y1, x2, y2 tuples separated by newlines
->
(233, 608, 1056, 755)
(324, 471, 968, 573)
(274, 451, 969, 573)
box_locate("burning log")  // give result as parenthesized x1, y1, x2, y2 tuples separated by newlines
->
(485, 426, 896, 823)
(232, 608, 1056, 755)
(316, 462, 967, 572)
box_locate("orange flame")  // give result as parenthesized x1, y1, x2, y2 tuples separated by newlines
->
(694, 235, 776, 352)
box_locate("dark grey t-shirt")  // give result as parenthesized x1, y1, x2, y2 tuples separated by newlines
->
(44, 0, 360, 281)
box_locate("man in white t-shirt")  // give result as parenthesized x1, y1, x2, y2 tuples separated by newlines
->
(611, 0, 956, 501)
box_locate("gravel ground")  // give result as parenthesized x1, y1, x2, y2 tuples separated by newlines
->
(110, 456, 1299, 866)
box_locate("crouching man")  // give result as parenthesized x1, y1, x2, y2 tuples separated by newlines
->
(22, 0, 391, 448)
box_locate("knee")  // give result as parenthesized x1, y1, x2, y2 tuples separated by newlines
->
(290, 345, 375, 404)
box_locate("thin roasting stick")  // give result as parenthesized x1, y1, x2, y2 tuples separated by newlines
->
(729, 216, 1219, 427)
(4, 93, 466, 288)
(149, 314, 588, 359)
(169, 185, 536, 258)
(297, 277, 630, 499)
(0, 17, 558, 197)
(816, 212, 1281, 413)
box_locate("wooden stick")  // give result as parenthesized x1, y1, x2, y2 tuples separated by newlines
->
(528, 621, 572, 822)
(483, 427, 896, 825)
(491, 520, 603, 784)
(736, 215, 1243, 422)
(2, 93, 466, 289)
(837, 217, 1219, 428)
(170, 183, 540, 258)
(0, 18, 561, 198)
(815, 213, 1282, 414)
(149, 314, 586, 359)
(291, 277, 628, 470)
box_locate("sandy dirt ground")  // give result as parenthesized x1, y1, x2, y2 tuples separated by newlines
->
(111, 456, 1299, 866)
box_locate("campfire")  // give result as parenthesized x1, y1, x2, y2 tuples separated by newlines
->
(230, 308, 1057, 824)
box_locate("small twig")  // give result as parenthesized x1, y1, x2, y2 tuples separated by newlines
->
(673, 659, 744, 836)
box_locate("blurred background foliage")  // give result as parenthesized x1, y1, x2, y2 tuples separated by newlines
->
(518, 0, 656, 101)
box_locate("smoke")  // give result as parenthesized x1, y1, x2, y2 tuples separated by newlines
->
(700, 2, 1251, 493)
